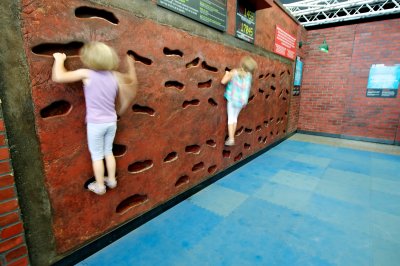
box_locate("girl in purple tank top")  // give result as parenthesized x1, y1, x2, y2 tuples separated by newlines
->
(52, 42, 138, 195)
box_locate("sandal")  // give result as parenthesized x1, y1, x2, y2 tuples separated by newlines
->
(104, 177, 117, 189)
(88, 182, 106, 195)
(225, 139, 235, 146)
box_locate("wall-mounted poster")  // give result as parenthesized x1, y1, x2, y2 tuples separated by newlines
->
(274, 25, 296, 60)
(293, 56, 303, 96)
(366, 64, 400, 98)
(157, 0, 227, 31)
(235, 0, 256, 43)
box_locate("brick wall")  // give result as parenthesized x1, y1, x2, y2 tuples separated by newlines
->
(0, 107, 29, 266)
(299, 18, 400, 143)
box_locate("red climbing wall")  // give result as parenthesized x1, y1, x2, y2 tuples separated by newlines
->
(21, 0, 292, 252)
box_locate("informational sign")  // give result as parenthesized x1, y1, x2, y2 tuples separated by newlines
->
(293, 56, 303, 96)
(157, 0, 227, 31)
(274, 25, 296, 60)
(235, 0, 256, 44)
(366, 64, 400, 98)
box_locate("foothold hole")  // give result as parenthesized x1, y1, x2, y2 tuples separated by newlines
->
(208, 165, 217, 174)
(192, 162, 204, 172)
(283, 130, 286, 133)
(276, 131, 279, 135)
(186, 57, 200, 68)
(286, 89, 289, 94)
(256, 125, 262, 131)
(223, 150, 231, 158)
(127, 50, 152, 65)
(285, 112, 288, 116)
(84, 177, 96, 189)
(185, 144, 201, 154)
(201, 61, 218, 72)
(280, 71, 285, 76)
(244, 143, 251, 149)
(272, 73, 276, 78)
(234, 153, 243, 162)
(128, 160, 153, 173)
(113, 144, 127, 157)
(40, 100, 72, 118)
(32, 41, 84, 56)
(287, 70, 291, 75)
(270, 118, 274, 122)
(116, 194, 148, 214)
(265, 94, 270, 99)
(75, 6, 119, 24)
(206, 139, 216, 147)
(182, 99, 200, 109)
(225, 67, 232, 72)
(248, 95, 255, 102)
(198, 79, 212, 88)
(259, 74, 264, 79)
(132, 104, 155, 116)
(208, 98, 218, 106)
(259, 88, 264, 94)
(271, 85, 276, 91)
(258, 136, 263, 143)
(283, 97, 287, 101)
(279, 91, 283, 97)
(263, 137, 268, 143)
(264, 121, 268, 127)
(163, 47, 183, 57)
(266, 73, 270, 78)
(164, 152, 178, 163)
(165, 80, 184, 90)
(235, 126, 244, 136)
(270, 131, 274, 136)
(175, 175, 189, 187)
(245, 128, 253, 133)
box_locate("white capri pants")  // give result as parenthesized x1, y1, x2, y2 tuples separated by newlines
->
(227, 101, 243, 124)
(87, 122, 117, 161)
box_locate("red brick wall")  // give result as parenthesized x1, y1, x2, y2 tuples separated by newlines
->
(299, 18, 400, 142)
(0, 116, 29, 266)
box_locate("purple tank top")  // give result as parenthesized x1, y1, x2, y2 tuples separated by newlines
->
(84, 70, 118, 123)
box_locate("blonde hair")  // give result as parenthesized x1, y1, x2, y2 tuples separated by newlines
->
(241, 56, 257, 74)
(80, 42, 119, 71)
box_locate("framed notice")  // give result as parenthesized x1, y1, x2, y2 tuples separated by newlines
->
(235, 0, 256, 44)
(366, 64, 400, 98)
(274, 25, 296, 60)
(293, 56, 303, 96)
(157, 0, 227, 31)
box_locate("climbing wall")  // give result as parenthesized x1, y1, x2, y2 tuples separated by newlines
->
(21, 0, 292, 253)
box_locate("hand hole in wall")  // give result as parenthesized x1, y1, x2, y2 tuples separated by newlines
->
(32, 41, 84, 56)
(245, 128, 253, 133)
(287, 70, 291, 75)
(163, 47, 183, 57)
(127, 50, 152, 65)
(282, 97, 287, 101)
(206, 139, 216, 147)
(225, 67, 232, 72)
(185, 144, 201, 154)
(198, 79, 212, 88)
(270, 118, 274, 123)
(265, 94, 270, 99)
(182, 99, 200, 109)
(164, 152, 178, 163)
(40, 100, 72, 118)
(165, 81, 184, 90)
(280, 71, 285, 76)
(128, 160, 153, 174)
(75, 6, 119, 24)
(244, 143, 251, 149)
(283, 130, 286, 133)
(208, 98, 218, 106)
(223, 150, 231, 158)
(258, 136, 263, 143)
(256, 125, 262, 131)
(277, 118, 280, 123)
(259, 74, 264, 79)
(263, 137, 268, 144)
(276, 130, 279, 135)
(113, 144, 127, 157)
(234, 153, 243, 162)
(116, 194, 148, 215)
(208, 165, 217, 174)
(235, 126, 244, 136)
(285, 89, 289, 94)
(279, 90, 283, 97)
(201, 61, 218, 72)
(271, 85, 276, 91)
(258, 89, 264, 94)
(192, 162, 204, 172)
(186, 57, 200, 68)
(175, 175, 189, 187)
(248, 95, 255, 103)
(132, 104, 155, 116)
(285, 112, 288, 116)
(264, 121, 268, 127)
(272, 74, 276, 78)
(270, 131, 274, 136)
(265, 73, 270, 78)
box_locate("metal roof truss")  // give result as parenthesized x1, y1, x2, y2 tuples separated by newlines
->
(284, 0, 400, 27)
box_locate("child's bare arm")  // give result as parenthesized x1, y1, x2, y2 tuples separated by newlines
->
(115, 55, 138, 115)
(52, 53, 89, 83)
(221, 70, 233, 85)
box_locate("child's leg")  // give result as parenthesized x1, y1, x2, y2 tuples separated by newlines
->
(92, 160, 106, 189)
(104, 123, 117, 186)
(226, 102, 241, 144)
(87, 123, 107, 193)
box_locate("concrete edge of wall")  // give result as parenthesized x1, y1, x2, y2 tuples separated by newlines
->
(297, 130, 398, 146)
(52, 131, 296, 266)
